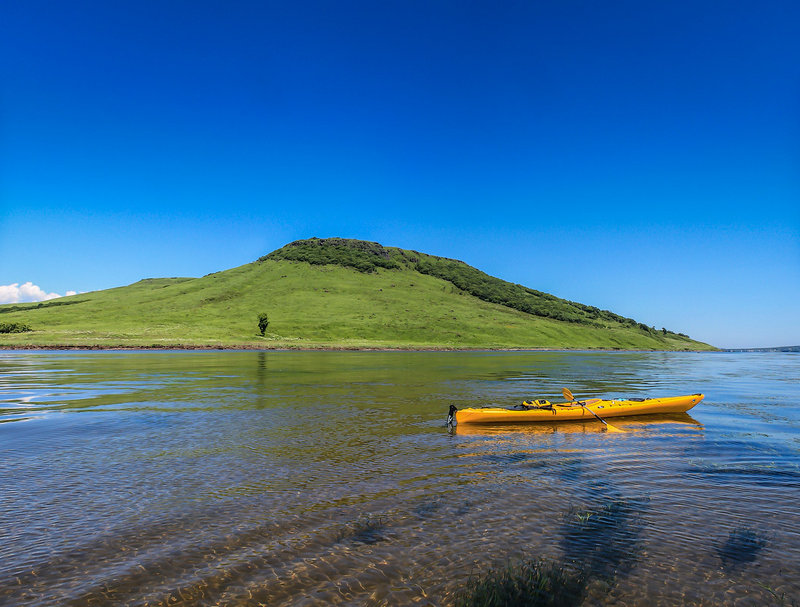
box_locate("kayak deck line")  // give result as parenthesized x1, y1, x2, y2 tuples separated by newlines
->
(453, 394, 704, 424)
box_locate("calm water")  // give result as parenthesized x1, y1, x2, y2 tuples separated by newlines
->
(0, 351, 798, 606)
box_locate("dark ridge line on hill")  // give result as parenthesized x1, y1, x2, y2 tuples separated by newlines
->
(261, 237, 693, 341)
(136, 277, 194, 283)
(0, 299, 89, 313)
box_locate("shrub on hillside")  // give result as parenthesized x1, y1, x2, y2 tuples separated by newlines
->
(257, 313, 269, 336)
(263, 238, 401, 273)
(415, 259, 599, 326)
(0, 322, 32, 333)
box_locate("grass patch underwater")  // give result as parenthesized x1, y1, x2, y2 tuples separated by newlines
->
(559, 497, 648, 583)
(717, 526, 768, 570)
(757, 580, 798, 607)
(452, 558, 588, 607)
(334, 514, 388, 545)
(449, 498, 648, 606)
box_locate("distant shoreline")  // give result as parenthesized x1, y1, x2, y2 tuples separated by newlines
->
(722, 346, 800, 353)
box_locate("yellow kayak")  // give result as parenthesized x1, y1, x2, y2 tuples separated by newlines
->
(453, 413, 703, 435)
(453, 394, 704, 425)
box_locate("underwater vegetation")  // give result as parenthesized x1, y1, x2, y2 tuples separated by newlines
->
(452, 558, 588, 607)
(758, 581, 798, 607)
(413, 495, 447, 518)
(334, 514, 388, 545)
(717, 526, 768, 570)
(559, 497, 647, 581)
(452, 496, 648, 606)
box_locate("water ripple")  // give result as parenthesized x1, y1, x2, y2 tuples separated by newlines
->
(0, 350, 798, 606)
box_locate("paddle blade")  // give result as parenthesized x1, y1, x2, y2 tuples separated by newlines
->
(605, 423, 625, 433)
(562, 388, 574, 401)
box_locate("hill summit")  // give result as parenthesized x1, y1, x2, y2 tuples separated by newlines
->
(0, 237, 713, 350)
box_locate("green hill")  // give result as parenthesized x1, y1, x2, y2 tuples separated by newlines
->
(0, 237, 714, 350)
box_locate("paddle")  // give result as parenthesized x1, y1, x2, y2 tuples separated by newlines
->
(562, 388, 624, 433)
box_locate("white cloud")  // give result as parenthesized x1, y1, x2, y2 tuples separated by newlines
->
(0, 282, 74, 304)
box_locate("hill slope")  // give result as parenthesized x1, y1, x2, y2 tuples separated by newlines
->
(0, 238, 714, 350)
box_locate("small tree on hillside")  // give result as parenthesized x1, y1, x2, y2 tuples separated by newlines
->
(257, 312, 269, 336)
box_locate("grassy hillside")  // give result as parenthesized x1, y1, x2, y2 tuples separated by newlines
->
(0, 238, 714, 350)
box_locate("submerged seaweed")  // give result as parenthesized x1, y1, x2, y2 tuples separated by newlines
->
(560, 497, 648, 581)
(717, 527, 767, 570)
(335, 514, 388, 545)
(452, 558, 587, 607)
(413, 495, 446, 518)
(451, 494, 649, 606)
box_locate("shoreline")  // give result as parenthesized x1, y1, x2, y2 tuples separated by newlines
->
(0, 344, 714, 352)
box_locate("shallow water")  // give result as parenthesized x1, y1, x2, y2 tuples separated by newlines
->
(0, 350, 798, 606)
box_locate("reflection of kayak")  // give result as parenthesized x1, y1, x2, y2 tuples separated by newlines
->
(454, 412, 703, 435)
(454, 394, 704, 425)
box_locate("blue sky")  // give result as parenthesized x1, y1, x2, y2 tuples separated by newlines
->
(1, 1, 798, 348)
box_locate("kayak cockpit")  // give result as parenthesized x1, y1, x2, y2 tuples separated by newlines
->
(512, 398, 601, 411)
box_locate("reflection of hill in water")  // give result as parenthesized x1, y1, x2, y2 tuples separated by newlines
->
(453, 412, 703, 436)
